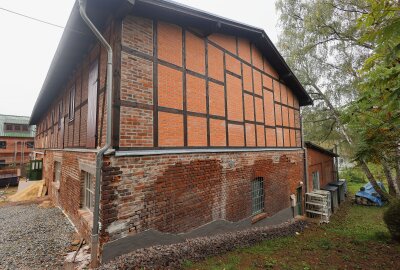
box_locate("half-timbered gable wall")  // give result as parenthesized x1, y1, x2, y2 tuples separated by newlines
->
(117, 16, 301, 151)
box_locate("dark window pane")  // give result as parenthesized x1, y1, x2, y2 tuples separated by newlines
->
(5, 124, 13, 131)
(27, 141, 34, 148)
(0, 141, 6, 149)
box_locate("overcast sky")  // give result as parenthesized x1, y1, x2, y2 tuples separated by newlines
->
(0, 0, 279, 117)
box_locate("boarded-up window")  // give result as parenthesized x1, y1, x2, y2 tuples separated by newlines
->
(69, 85, 76, 121)
(312, 171, 320, 190)
(58, 101, 63, 129)
(87, 60, 98, 148)
(51, 110, 55, 133)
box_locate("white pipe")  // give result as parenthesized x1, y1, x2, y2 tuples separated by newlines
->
(78, 0, 113, 267)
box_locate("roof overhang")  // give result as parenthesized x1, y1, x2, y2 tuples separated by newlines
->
(305, 141, 339, 157)
(30, 0, 313, 124)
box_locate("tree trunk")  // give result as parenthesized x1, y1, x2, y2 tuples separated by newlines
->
(382, 159, 398, 196)
(307, 79, 391, 200)
(360, 160, 389, 201)
(396, 141, 400, 196)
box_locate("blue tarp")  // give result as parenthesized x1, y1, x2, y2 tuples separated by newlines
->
(355, 182, 386, 206)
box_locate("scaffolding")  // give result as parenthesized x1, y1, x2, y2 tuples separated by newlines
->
(306, 190, 331, 223)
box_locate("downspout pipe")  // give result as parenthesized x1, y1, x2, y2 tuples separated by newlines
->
(301, 115, 309, 193)
(78, 0, 113, 267)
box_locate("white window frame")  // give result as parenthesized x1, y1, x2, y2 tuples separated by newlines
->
(84, 171, 95, 212)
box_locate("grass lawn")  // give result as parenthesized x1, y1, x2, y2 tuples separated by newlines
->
(185, 182, 400, 270)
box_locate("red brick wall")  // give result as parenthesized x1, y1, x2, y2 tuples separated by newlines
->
(307, 148, 335, 189)
(99, 150, 304, 243)
(118, 16, 302, 149)
(43, 150, 97, 243)
(0, 137, 34, 165)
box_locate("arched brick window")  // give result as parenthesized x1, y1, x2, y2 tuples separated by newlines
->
(251, 177, 264, 215)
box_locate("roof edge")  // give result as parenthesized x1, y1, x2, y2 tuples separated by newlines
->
(305, 141, 339, 157)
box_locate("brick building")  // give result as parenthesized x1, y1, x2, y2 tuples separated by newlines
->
(305, 141, 338, 191)
(29, 0, 312, 263)
(0, 114, 35, 168)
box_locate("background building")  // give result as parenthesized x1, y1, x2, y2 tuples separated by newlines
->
(0, 114, 35, 168)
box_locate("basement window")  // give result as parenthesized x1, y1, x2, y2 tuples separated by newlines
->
(83, 171, 95, 212)
(251, 177, 265, 215)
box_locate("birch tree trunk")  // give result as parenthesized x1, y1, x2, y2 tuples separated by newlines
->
(382, 159, 399, 197)
(360, 161, 389, 201)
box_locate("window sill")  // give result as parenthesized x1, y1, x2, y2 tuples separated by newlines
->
(251, 212, 267, 224)
(78, 209, 93, 228)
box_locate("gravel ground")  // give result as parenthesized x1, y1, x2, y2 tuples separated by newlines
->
(100, 220, 308, 270)
(0, 204, 75, 270)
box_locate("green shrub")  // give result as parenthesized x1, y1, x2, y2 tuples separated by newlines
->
(383, 200, 400, 242)
(340, 168, 367, 183)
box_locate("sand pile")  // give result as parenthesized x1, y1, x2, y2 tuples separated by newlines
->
(8, 180, 45, 202)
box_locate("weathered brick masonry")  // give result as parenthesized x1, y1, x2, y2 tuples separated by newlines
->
(43, 150, 97, 242)
(99, 150, 304, 244)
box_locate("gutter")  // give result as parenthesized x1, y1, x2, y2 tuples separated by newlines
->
(78, 0, 113, 267)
